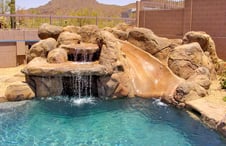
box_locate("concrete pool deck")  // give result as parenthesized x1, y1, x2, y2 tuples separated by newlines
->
(186, 80, 226, 137)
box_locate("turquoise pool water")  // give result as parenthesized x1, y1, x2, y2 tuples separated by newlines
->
(0, 97, 226, 146)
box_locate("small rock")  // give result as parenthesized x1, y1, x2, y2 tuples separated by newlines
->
(27, 38, 57, 62)
(63, 25, 80, 33)
(47, 48, 68, 63)
(78, 25, 99, 43)
(217, 115, 226, 137)
(5, 82, 35, 101)
(57, 31, 81, 46)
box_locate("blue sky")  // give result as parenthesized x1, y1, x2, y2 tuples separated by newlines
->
(16, 0, 137, 9)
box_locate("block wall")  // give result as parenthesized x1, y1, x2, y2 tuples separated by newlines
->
(139, 0, 226, 59)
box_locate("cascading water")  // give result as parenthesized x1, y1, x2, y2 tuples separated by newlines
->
(69, 75, 93, 98)
(63, 47, 98, 105)
(70, 74, 95, 105)
(71, 48, 94, 62)
(62, 74, 96, 105)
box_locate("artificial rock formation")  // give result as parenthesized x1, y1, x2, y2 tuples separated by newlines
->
(168, 42, 214, 80)
(2, 23, 225, 138)
(47, 48, 68, 63)
(38, 23, 63, 40)
(57, 31, 81, 46)
(27, 38, 57, 62)
(127, 27, 173, 64)
(103, 27, 128, 41)
(63, 25, 80, 33)
(24, 26, 133, 98)
(0, 23, 216, 105)
(168, 43, 215, 105)
(183, 31, 220, 69)
(5, 82, 35, 101)
(217, 115, 226, 137)
(77, 25, 100, 43)
(23, 23, 186, 100)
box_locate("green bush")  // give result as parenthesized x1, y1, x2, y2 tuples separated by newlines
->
(220, 71, 226, 89)
(220, 78, 226, 89)
(219, 62, 226, 89)
(223, 96, 226, 102)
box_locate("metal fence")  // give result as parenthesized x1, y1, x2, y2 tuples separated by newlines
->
(0, 14, 136, 29)
(141, 0, 184, 10)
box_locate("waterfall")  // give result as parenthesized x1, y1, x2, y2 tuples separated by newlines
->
(70, 75, 95, 106)
(64, 75, 93, 98)
(59, 47, 100, 105)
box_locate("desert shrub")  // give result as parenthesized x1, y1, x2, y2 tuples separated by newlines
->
(223, 96, 226, 102)
(0, 16, 9, 28)
(219, 71, 226, 89)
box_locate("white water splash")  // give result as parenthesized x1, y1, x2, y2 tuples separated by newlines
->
(71, 97, 96, 106)
(152, 99, 168, 107)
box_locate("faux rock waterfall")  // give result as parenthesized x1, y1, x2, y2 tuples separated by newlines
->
(2, 23, 221, 108)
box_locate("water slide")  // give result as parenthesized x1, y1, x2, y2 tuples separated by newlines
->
(121, 41, 183, 98)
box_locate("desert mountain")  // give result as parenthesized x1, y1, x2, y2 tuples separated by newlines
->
(27, 0, 136, 17)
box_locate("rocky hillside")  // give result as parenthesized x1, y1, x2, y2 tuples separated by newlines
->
(26, 0, 136, 17)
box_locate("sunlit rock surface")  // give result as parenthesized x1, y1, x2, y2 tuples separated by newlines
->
(2, 23, 219, 104)
(38, 23, 63, 40)
(168, 42, 214, 80)
(127, 27, 172, 64)
(27, 38, 57, 62)
(5, 82, 35, 101)
(183, 31, 221, 68)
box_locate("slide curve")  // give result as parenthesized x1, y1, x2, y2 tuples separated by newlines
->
(121, 41, 183, 98)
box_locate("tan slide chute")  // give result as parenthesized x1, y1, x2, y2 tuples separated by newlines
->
(121, 41, 183, 98)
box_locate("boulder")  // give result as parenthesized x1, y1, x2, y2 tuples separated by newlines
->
(104, 27, 128, 40)
(173, 67, 211, 103)
(174, 81, 207, 103)
(96, 31, 134, 98)
(188, 67, 211, 90)
(97, 31, 123, 73)
(217, 115, 226, 138)
(57, 31, 81, 46)
(183, 31, 220, 67)
(47, 48, 68, 63)
(114, 23, 133, 31)
(97, 73, 131, 98)
(97, 75, 119, 97)
(127, 27, 172, 64)
(193, 84, 208, 97)
(78, 25, 99, 43)
(168, 42, 215, 79)
(111, 73, 130, 98)
(38, 23, 63, 40)
(5, 82, 35, 101)
(27, 38, 57, 62)
(32, 76, 63, 97)
(22, 57, 107, 77)
(63, 25, 80, 33)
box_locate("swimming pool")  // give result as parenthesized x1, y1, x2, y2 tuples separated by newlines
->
(0, 97, 226, 146)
